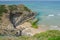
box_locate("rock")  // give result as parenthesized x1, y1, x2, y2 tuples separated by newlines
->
(0, 4, 35, 28)
(9, 4, 35, 28)
(1, 13, 14, 29)
(16, 22, 44, 36)
(0, 4, 36, 36)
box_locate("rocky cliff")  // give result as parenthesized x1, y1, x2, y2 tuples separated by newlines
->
(0, 4, 36, 36)
(0, 4, 35, 29)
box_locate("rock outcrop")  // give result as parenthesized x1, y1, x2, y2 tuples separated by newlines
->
(0, 4, 35, 28)
(0, 4, 36, 36)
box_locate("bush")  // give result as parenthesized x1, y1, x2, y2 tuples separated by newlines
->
(0, 5, 8, 16)
(8, 5, 17, 11)
(31, 19, 39, 28)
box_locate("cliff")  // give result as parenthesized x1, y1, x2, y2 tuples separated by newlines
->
(0, 4, 35, 28)
(0, 4, 36, 36)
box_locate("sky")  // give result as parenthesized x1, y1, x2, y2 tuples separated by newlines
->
(0, 0, 60, 1)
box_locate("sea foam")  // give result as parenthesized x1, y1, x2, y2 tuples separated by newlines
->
(48, 14, 54, 17)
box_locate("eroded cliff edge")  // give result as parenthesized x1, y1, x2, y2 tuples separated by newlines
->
(0, 4, 37, 36)
(0, 4, 35, 29)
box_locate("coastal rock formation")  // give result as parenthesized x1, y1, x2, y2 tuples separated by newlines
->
(0, 4, 35, 28)
(19, 22, 47, 36)
(0, 4, 36, 36)
(0, 4, 49, 36)
(9, 4, 35, 28)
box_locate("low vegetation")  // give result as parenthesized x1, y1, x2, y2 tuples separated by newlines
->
(18, 4, 31, 12)
(0, 5, 8, 15)
(0, 5, 8, 21)
(30, 19, 39, 28)
(8, 5, 17, 11)
(33, 30, 60, 40)
(0, 30, 60, 40)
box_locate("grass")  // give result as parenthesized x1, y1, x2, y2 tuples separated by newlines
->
(31, 23, 38, 28)
(33, 30, 60, 40)
(30, 19, 39, 28)
(48, 36, 60, 40)
(0, 30, 60, 40)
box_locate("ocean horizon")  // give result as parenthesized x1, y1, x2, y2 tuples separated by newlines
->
(0, 1, 60, 29)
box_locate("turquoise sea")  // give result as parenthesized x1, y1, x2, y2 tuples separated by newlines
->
(0, 1, 60, 29)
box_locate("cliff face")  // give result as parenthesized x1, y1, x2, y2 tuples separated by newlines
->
(0, 4, 36, 30)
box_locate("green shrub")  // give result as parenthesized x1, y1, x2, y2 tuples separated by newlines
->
(0, 5, 7, 12)
(31, 19, 39, 28)
(0, 5, 8, 16)
(8, 5, 17, 11)
(24, 6, 31, 12)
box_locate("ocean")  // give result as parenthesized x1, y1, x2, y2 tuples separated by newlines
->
(0, 1, 60, 29)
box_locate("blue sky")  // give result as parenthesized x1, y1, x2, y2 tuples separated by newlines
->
(0, 0, 60, 1)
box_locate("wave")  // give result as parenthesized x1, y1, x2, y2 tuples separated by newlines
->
(48, 14, 54, 17)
